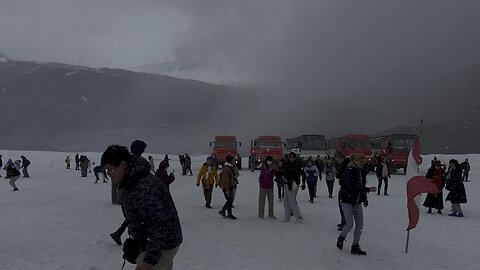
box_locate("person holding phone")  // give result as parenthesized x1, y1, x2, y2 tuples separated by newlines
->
(156, 160, 176, 190)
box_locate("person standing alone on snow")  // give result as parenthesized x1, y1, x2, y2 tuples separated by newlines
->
(460, 158, 470, 182)
(258, 156, 277, 219)
(375, 156, 390, 196)
(20, 155, 30, 178)
(75, 153, 80, 170)
(336, 154, 377, 255)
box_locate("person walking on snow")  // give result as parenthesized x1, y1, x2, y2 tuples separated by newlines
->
(304, 159, 320, 203)
(218, 154, 237, 220)
(102, 144, 183, 269)
(65, 156, 71, 169)
(336, 154, 377, 255)
(196, 156, 218, 209)
(278, 152, 306, 223)
(156, 160, 176, 190)
(324, 156, 336, 198)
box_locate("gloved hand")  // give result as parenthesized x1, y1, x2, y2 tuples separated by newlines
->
(363, 201, 369, 207)
(301, 184, 306, 190)
(196, 183, 200, 187)
(215, 184, 219, 188)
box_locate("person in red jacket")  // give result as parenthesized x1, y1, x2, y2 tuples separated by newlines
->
(156, 160, 175, 190)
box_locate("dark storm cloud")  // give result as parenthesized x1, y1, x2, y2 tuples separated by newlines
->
(2, 0, 480, 93)
(167, 0, 480, 93)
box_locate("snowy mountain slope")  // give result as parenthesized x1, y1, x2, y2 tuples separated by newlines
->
(0, 150, 478, 269)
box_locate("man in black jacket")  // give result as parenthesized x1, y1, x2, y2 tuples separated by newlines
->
(102, 145, 183, 270)
(279, 152, 306, 223)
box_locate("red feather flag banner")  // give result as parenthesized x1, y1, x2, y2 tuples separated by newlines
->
(406, 176, 440, 231)
(405, 137, 440, 252)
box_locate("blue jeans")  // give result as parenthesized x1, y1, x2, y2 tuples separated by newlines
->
(340, 203, 364, 245)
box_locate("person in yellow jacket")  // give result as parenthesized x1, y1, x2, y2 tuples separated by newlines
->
(65, 156, 71, 169)
(197, 156, 218, 209)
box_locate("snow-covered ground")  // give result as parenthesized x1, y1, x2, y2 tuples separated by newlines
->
(0, 150, 478, 270)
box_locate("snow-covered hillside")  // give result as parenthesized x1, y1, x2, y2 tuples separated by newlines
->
(0, 150, 478, 269)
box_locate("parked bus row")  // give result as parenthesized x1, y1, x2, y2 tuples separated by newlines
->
(209, 133, 420, 174)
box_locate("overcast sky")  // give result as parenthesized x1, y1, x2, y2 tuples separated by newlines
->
(2, 0, 480, 90)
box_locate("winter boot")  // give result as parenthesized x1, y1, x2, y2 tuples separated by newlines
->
(227, 214, 237, 220)
(337, 236, 345, 250)
(448, 212, 458, 217)
(437, 209, 442, 214)
(295, 217, 304, 223)
(12, 188, 19, 191)
(457, 212, 464, 217)
(427, 208, 432, 214)
(205, 203, 212, 209)
(351, 244, 367, 255)
(110, 233, 122, 246)
(218, 211, 226, 218)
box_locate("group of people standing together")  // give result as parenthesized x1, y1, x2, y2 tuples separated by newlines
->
(422, 158, 469, 217)
(0, 154, 31, 191)
(65, 153, 109, 183)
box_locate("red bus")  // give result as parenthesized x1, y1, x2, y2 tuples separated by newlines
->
(370, 134, 419, 174)
(326, 134, 372, 158)
(210, 135, 242, 169)
(250, 136, 284, 168)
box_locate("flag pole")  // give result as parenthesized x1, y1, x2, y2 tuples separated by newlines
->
(405, 230, 410, 253)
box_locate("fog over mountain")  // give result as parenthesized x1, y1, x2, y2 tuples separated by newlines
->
(1, 55, 479, 154)
(1, 1, 480, 154)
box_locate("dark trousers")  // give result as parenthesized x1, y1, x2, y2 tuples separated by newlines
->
(22, 166, 29, 177)
(221, 188, 234, 216)
(338, 190, 346, 226)
(463, 170, 469, 181)
(203, 184, 214, 205)
(75, 162, 80, 170)
(307, 181, 317, 200)
(95, 171, 107, 181)
(326, 180, 334, 197)
(186, 165, 193, 175)
(378, 177, 388, 194)
(277, 184, 284, 200)
(81, 167, 87, 177)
